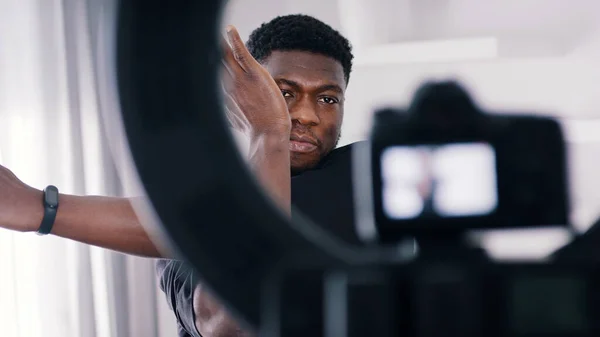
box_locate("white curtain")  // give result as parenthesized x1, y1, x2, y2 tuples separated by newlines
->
(0, 0, 178, 336)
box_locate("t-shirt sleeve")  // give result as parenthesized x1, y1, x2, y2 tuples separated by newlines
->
(156, 259, 203, 337)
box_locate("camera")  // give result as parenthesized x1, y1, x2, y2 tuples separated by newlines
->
(355, 81, 570, 242)
(264, 81, 599, 337)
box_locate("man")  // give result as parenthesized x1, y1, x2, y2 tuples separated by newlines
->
(0, 14, 358, 337)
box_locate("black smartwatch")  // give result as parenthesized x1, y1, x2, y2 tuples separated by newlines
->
(37, 185, 59, 235)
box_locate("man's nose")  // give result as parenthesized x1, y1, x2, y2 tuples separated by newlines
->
(289, 99, 320, 126)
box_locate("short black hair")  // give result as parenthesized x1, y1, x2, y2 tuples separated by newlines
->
(246, 14, 354, 84)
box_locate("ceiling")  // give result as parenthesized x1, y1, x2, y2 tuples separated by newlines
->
(224, 0, 600, 58)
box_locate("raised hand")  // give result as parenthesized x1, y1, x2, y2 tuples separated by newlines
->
(220, 25, 290, 138)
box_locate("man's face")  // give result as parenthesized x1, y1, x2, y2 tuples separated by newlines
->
(261, 51, 346, 175)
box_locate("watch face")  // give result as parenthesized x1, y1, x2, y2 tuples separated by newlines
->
(44, 186, 59, 207)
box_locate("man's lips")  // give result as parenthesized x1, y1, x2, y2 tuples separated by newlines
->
(289, 134, 318, 153)
(289, 140, 317, 153)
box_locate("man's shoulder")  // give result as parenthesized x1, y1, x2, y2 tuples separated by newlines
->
(330, 140, 367, 156)
(315, 140, 367, 169)
(291, 141, 366, 245)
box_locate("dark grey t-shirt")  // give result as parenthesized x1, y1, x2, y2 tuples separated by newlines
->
(156, 142, 362, 336)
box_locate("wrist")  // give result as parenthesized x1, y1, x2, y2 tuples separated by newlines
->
(249, 128, 290, 152)
(24, 188, 44, 232)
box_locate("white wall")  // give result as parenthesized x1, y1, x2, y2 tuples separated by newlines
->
(342, 59, 600, 142)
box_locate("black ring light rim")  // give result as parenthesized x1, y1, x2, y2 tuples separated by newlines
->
(114, 0, 349, 329)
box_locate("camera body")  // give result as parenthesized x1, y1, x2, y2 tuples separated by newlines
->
(356, 81, 570, 242)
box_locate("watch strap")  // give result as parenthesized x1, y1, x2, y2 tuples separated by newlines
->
(37, 185, 59, 235)
(38, 206, 57, 235)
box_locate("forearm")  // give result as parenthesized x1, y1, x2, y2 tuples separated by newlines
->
(50, 194, 164, 257)
(247, 131, 291, 215)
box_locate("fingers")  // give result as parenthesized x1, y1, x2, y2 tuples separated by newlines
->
(225, 25, 254, 72)
(221, 36, 243, 75)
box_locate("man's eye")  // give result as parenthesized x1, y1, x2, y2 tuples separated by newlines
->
(281, 90, 293, 97)
(319, 97, 338, 104)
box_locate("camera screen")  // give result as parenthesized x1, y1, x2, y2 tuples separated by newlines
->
(380, 143, 498, 219)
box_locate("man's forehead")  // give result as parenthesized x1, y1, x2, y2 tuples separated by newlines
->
(262, 50, 346, 88)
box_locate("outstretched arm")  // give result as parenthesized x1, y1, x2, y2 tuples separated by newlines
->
(0, 165, 164, 258)
(51, 194, 162, 257)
